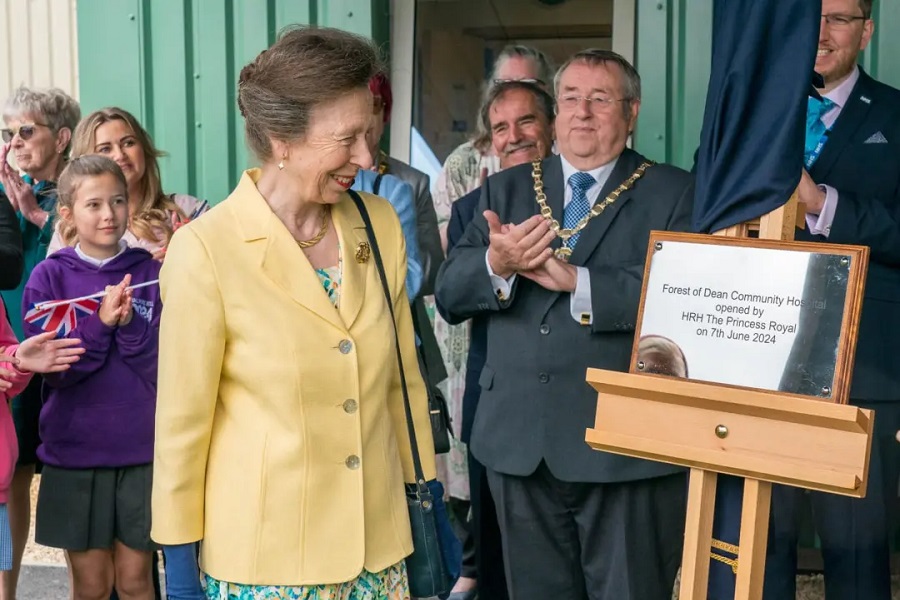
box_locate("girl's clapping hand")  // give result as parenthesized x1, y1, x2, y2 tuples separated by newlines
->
(98, 274, 132, 327)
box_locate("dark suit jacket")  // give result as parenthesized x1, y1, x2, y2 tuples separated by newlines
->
(0, 194, 23, 290)
(796, 69, 900, 402)
(447, 188, 484, 444)
(436, 149, 695, 483)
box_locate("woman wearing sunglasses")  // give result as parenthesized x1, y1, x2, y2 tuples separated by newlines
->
(0, 85, 80, 599)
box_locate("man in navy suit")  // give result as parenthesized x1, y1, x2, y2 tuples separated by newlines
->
(445, 79, 554, 600)
(765, 0, 900, 598)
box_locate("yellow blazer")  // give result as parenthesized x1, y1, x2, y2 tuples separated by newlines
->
(151, 169, 436, 586)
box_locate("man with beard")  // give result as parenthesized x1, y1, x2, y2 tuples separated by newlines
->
(443, 80, 555, 600)
(436, 50, 693, 600)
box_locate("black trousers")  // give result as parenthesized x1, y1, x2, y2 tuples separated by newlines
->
(764, 401, 900, 600)
(468, 452, 509, 600)
(487, 462, 687, 600)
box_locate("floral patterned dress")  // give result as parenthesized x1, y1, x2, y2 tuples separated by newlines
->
(429, 141, 501, 501)
(202, 252, 410, 599)
(203, 563, 409, 600)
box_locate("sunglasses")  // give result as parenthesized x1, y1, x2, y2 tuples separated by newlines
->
(1, 122, 48, 143)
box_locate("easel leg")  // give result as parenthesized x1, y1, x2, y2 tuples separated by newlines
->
(678, 468, 718, 600)
(734, 478, 772, 600)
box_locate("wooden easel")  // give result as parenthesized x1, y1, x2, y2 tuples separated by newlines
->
(584, 196, 874, 600)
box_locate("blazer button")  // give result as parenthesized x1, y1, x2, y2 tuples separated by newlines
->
(345, 455, 361, 470)
(339, 340, 353, 354)
(539, 324, 550, 335)
(343, 399, 358, 414)
(538, 372, 549, 384)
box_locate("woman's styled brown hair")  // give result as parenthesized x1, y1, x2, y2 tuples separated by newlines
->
(55, 155, 128, 246)
(237, 25, 382, 162)
(71, 107, 185, 244)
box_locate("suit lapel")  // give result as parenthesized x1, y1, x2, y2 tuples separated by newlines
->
(567, 149, 642, 266)
(811, 70, 875, 180)
(332, 198, 369, 329)
(234, 170, 347, 333)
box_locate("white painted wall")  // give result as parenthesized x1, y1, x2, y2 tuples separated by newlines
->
(0, 0, 79, 104)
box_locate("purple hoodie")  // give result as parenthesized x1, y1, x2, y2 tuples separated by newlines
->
(22, 247, 161, 468)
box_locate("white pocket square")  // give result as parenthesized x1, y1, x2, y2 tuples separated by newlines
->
(864, 131, 888, 144)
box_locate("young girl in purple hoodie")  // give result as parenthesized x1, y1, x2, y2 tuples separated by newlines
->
(21, 155, 161, 599)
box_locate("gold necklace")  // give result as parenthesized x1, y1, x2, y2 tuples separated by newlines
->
(296, 206, 330, 249)
(532, 159, 653, 261)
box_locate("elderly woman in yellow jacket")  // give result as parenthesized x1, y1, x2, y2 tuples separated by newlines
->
(151, 26, 437, 598)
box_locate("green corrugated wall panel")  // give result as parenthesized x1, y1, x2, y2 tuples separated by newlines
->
(634, 0, 669, 164)
(77, 0, 382, 205)
(147, 0, 193, 198)
(77, 1, 148, 119)
(634, 0, 711, 170)
(861, 0, 900, 90)
(634, 0, 900, 170)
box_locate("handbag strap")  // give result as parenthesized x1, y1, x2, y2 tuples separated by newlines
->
(348, 190, 428, 494)
(372, 173, 383, 196)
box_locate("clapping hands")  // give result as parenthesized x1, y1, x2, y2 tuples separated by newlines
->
(485, 211, 556, 279)
(484, 211, 578, 292)
(98, 274, 135, 327)
(0, 143, 43, 224)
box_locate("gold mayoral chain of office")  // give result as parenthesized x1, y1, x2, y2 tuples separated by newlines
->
(531, 159, 654, 261)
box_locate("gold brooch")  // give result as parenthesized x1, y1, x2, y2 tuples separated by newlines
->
(355, 241, 370, 264)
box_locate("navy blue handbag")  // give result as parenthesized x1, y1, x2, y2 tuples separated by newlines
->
(349, 190, 457, 598)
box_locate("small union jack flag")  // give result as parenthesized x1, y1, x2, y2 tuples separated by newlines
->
(24, 298, 100, 336)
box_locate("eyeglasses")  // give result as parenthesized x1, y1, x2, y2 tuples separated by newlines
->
(493, 78, 546, 87)
(821, 13, 868, 28)
(1, 122, 48, 143)
(557, 95, 628, 113)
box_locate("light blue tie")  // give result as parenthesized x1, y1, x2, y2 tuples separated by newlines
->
(805, 96, 835, 167)
(563, 171, 596, 249)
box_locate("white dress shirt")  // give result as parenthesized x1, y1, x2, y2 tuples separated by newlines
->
(485, 154, 618, 324)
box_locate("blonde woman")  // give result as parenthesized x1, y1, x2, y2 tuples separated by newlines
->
(48, 107, 208, 259)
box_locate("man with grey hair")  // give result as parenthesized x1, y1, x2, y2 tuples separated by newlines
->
(436, 49, 693, 600)
(430, 43, 555, 600)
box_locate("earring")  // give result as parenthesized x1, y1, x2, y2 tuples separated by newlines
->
(278, 154, 286, 170)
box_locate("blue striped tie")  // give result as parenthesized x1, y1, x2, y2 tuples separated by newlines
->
(563, 171, 596, 249)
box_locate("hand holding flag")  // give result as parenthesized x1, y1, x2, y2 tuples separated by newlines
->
(33, 279, 160, 312)
(98, 274, 134, 327)
(25, 276, 159, 336)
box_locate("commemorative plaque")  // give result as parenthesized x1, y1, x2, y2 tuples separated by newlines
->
(585, 226, 874, 600)
(631, 232, 869, 403)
